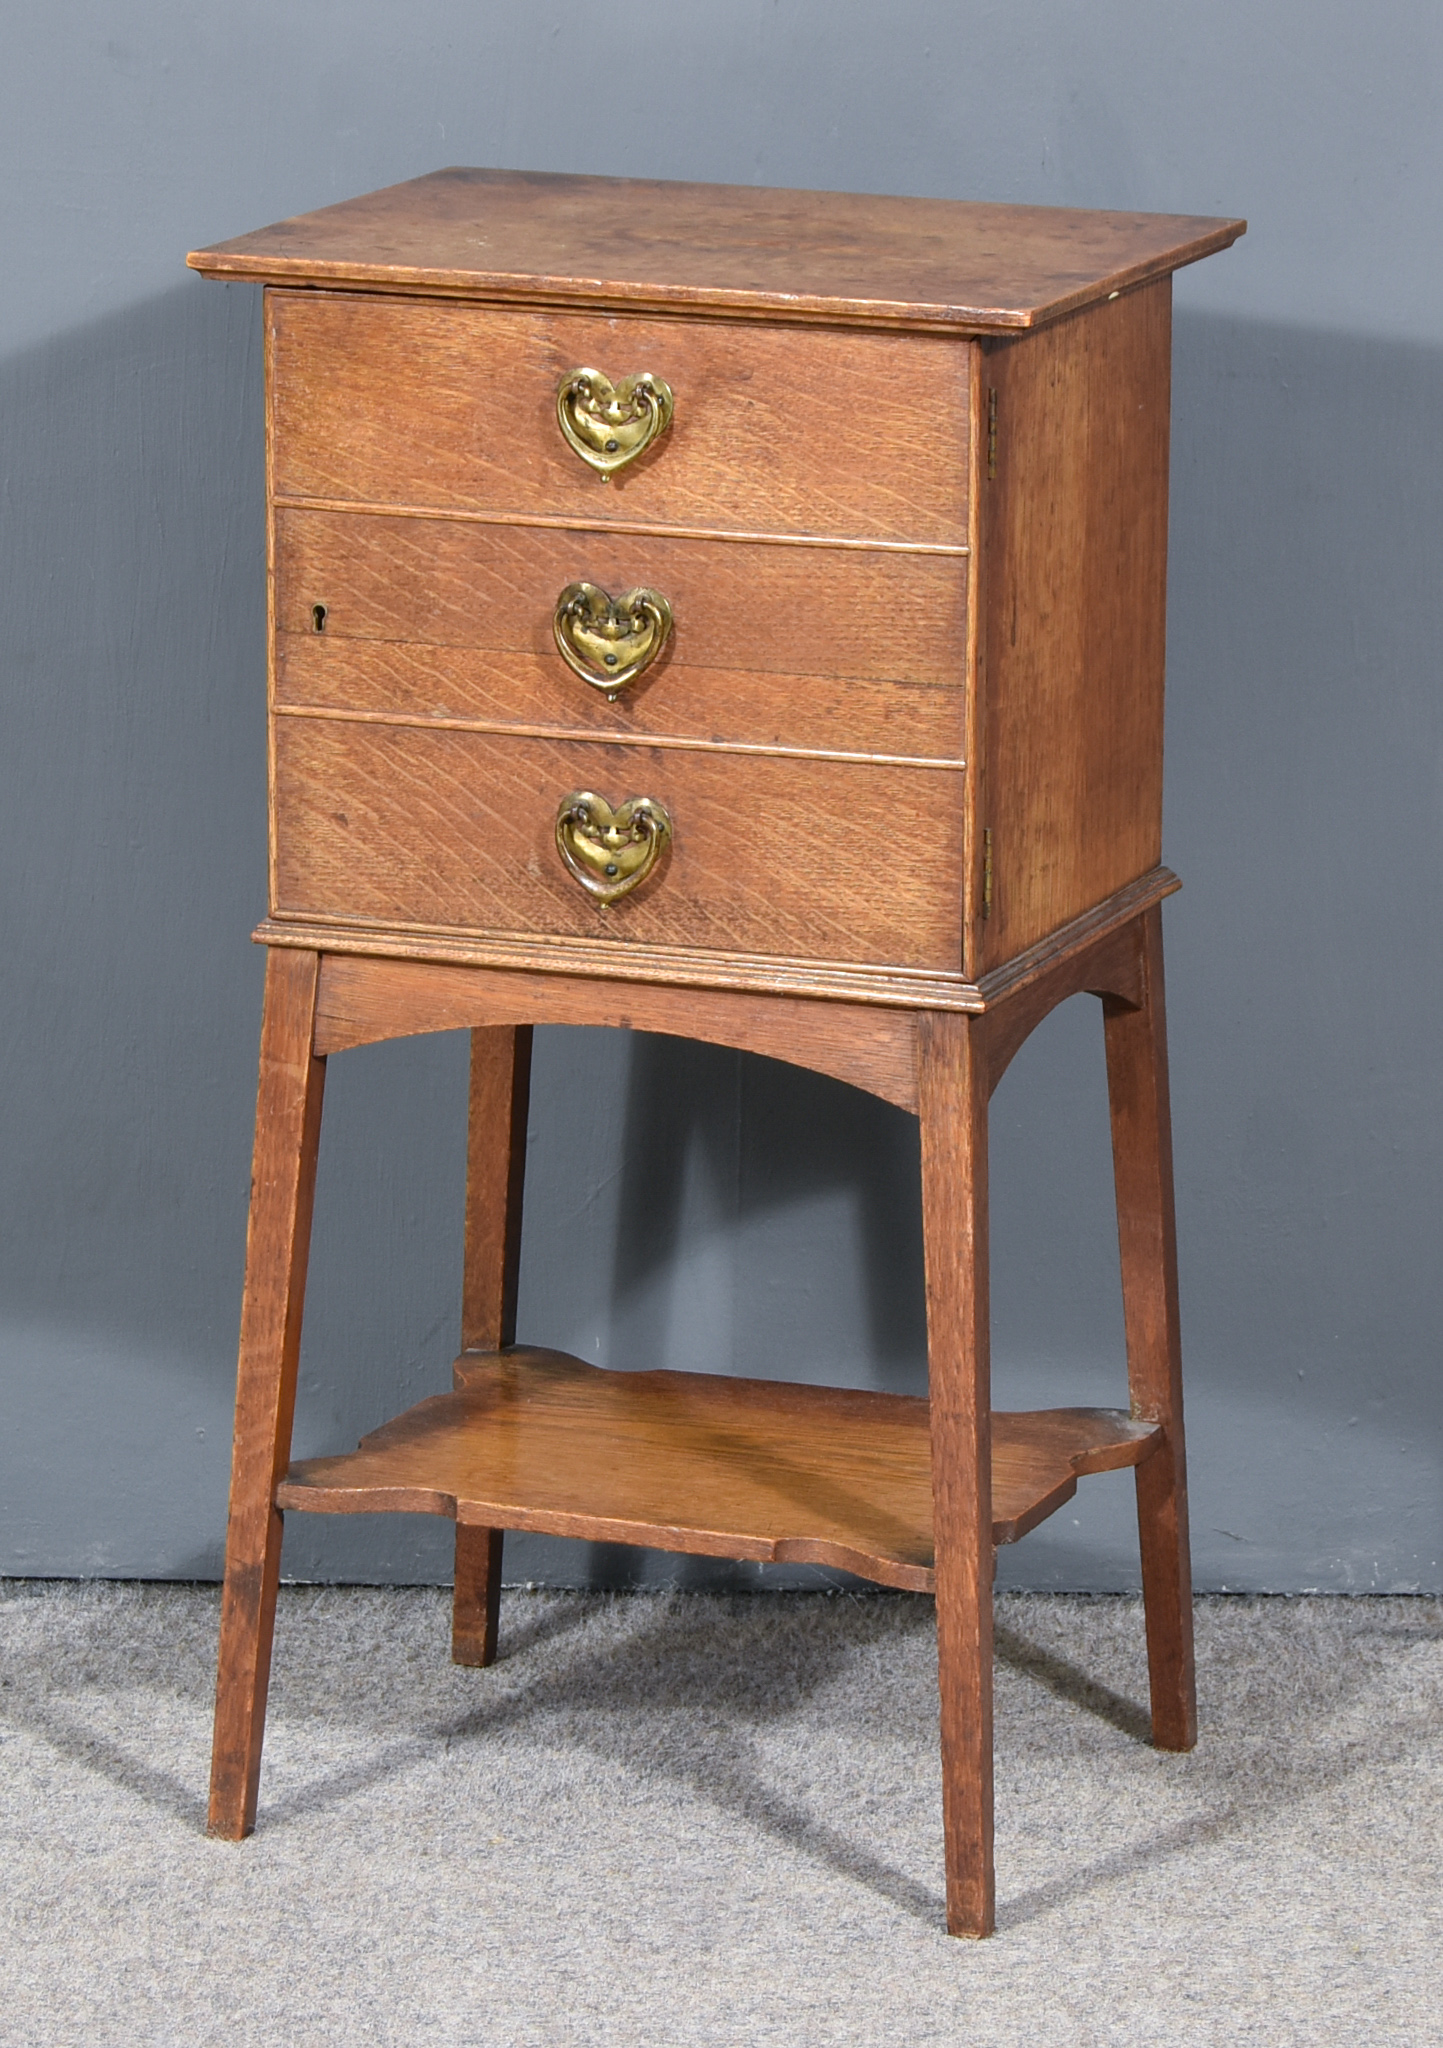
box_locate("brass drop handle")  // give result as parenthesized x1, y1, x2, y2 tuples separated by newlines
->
(553, 582, 673, 695)
(555, 791, 672, 902)
(556, 368, 674, 477)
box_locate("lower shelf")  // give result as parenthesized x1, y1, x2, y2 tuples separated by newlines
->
(277, 1348, 1162, 1593)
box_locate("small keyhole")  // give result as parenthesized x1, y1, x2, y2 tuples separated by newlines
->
(311, 603, 327, 633)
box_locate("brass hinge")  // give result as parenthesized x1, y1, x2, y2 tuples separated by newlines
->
(981, 827, 993, 918)
(986, 387, 998, 481)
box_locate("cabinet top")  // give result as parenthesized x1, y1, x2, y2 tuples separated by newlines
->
(188, 167, 1243, 333)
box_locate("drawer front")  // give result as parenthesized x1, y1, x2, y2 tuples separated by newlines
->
(268, 293, 970, 547)
(274, 509, 967, 762)
(272, 721, 964, 970)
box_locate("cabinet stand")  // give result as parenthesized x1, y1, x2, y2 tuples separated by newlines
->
(207, 878, 1193, 1940)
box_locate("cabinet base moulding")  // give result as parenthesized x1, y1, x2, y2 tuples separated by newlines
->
(255, 862, 1180, 1015)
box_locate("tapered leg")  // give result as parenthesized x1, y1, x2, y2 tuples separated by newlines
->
(451, 1024, 533, 1667)
(208, 948, 326, 1838)
(918, 1010, 995, 1938)
(1103, 907, 1196, 1752)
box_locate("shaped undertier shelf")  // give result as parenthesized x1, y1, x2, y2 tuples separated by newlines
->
(277, 1348, 1163, 1591)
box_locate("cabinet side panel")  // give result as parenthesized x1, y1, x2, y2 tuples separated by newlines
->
(977, 279, 1171, 969)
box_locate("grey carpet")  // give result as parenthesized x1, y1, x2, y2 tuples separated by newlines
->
(0, 1582, 1438, 2046)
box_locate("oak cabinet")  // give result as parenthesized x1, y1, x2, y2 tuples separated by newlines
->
(190, 168, 1243, 1936)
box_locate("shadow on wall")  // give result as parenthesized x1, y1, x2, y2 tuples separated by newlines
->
(0, 281, 272, 1578)
(610, 1034, 926, 1386)
(0, 294, 1438, 1590)
(1160, 307, 1443, 1590)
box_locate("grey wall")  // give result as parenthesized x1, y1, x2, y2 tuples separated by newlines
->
(1, 2, 1438, 1593)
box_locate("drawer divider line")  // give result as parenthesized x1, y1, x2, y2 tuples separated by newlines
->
(271, 703, 966, 771)
(273, 495, 972, 558)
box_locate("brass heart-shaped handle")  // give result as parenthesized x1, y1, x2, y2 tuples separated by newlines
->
(556, 368, 674, 478)
(553, 583, 673, 695)
(555, 791, 672, 902)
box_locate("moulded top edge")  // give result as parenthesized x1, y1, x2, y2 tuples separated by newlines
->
(187, 167, 1246, 334)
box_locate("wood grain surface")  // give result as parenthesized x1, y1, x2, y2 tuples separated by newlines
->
(983, 919, 1146, 1097)
(274, 509, 968, 762)
(460, 1028, 532, 1357)
(1103, 904, 1196, 1751)
(451, 1024, 532, 1669)
(271, 720, 965, 969)
(917, 1009, 994, 1934)
(208, 948, 326, 1841)
(976, 279, 1172, 967)
(302, 876, 1177, 1119)
(190, 168, 1243, 333)
(267, 291, 969, 546)
(959, 339, 987, 984)
(313, 952, 924, 1112)
(260, 865, 1176, 1012)
(275, 1346, 1161, 1587)
(260, 914, 983, 1010)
